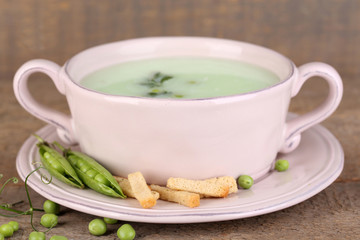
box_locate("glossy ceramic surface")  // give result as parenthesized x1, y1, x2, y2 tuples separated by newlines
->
(13, 37, 343, 184)
(16, 121, 344, 223)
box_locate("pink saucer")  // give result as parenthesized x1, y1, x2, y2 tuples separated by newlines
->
(16, 121, 343, 223)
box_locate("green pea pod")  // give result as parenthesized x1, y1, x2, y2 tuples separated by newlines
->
(54, 142, 126, 198)
(34, 135, 84, 189)
(69, 153, 126, 198)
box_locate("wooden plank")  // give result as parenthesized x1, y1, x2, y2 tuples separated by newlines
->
(0, 183, 358, 239)
(0, 0, 359, 239)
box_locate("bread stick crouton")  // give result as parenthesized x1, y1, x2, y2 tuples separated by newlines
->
(167, 177, 230, 198)
(128, 172, 156, 208)
(207, 176, 238, 194)
(113, 176, 159, 200)
(198, 176, 238, 198)
(150, 184, 200, 208)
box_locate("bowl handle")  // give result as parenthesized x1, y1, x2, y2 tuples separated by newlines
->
(280, 62, 343, 153)
(13, 59, 77, 144)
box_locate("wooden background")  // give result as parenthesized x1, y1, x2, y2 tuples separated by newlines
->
(0, 0, 359, 239)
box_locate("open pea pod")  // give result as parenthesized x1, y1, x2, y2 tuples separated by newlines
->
(54, 143, 126, 198)
(35, 136, 84, 189)
(67, 153, 126, 198)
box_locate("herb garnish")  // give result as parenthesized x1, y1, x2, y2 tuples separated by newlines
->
(141, 72, 173, 88)
(140, 72, 186, 98)
(147, 90, 171, 97)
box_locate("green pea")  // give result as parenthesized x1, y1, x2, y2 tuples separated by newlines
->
(88, 219, 107, 236)
(50, 235, 68, 240)
(237, 175, 254, 189)
(49, 160, 65, 175)
(40, 213, 58, 228)
(80, 163, 92, 173)
(44, 152, 51, 159)
(85, 169, 98, 178)
(76, 159, 85, 168)
(275, 159, 289, 172)
(43, 199, 60, 215)
(29, 231, 46, 240)
(0, 224, 13, 237)
(94, 174, 110, 186)
(44, 152, 65, 175)
(0, 233, 4, 240)
(104, 217, 118, 224)
(8, 221, 19, 231)
(117, 224, 136, 240)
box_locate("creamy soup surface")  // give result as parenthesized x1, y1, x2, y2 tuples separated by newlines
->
(80, 57, 280, 99)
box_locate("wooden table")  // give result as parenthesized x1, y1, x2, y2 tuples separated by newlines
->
(1, 1, 359, 239)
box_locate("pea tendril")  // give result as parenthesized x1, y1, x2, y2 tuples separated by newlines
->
(0, 166, 52, 232)
(0, 176, 18, 195)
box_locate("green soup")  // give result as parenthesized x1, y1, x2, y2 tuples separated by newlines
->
(80, 57, 280, 99)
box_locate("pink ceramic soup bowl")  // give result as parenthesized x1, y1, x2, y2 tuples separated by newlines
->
(14, 37, 343, 184)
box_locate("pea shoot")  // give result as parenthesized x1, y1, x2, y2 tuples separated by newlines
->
(237, 175, 254, 189)
(0, 168, 48, 232)
(275, 159, 289, 172)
